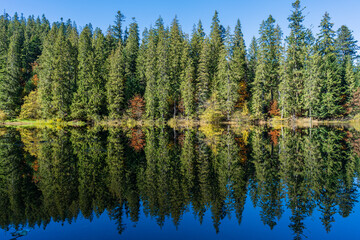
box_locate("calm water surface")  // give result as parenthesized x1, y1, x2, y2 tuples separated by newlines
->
(0, 126, 359, 239)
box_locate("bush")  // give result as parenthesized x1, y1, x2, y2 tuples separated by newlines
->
(0, 110, 7, 121)
(19, 90, 40, 120)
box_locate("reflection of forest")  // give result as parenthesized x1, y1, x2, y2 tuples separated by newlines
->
(0, 126, 359, 239)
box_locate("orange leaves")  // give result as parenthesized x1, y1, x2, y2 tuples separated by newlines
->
(129, 94, 145, 120)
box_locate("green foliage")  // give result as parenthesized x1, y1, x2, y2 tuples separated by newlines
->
(19, 90, 40, 119)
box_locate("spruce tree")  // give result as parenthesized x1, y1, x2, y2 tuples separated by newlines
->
(251, 15, 282, 118)
(168, 16, 185, 118)
(190, 20, 205, 80)
(144, 28, 158, 119)
(209, 11, 224, 89)
(316, 12, 342, 119)
(51, 24, 76, 119)
(230, 19, 248, 111)
(155, 18, 170, 119)
(124, 18, 139, 101)
(180, 42, 195, 118)
(111, 11, 125, 43)
(71, 25, 93, 120)
(247, 36, 258, 92)
(279, 0, 308, 118)
(136, 28, 149, 97)
(196, 38, 211, 113)
(107, 41, 126, 119)
(0, 31, 23, 118)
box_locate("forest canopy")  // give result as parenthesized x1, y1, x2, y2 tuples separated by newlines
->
(0, 0, 359, 122)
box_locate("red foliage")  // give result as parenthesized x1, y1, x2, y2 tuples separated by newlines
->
(129, 95, 145, 120)
(129, 128, 145, 152)
(269, 129, 280, 146)
(269, 100, 280, 117)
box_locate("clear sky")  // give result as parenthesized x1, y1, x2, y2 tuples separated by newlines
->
(2, 0, 360, 47)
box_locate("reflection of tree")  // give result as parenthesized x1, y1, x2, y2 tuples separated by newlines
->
(250, 127, 283, 229)
(0, 126, 359, 238)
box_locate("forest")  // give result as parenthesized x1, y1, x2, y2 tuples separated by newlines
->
(0, 0, 359, 123)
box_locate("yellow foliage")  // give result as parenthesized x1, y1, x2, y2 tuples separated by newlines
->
(19, 90, 40, 120)
(0, 110, 7, 121)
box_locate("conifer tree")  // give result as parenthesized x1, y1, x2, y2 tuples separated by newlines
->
(316, 12, 342, 119)
(155, 18, 170, 119)
(251, 16, 282, 118)
(209, 11, 224, 88)
(124, 18, 139, 101)
(71, 25, 93, 120)
(144, 28, 158, 119)
(51, 24, 76, 119)
(196, 38, 211, 113)
(38, 24, 57, 118)
(180, 42, 195, 118)
(279, 0, 308, 118)
(111, 11, 125, 43)
(107, 41, 126, 119)
(89, 28, 107, 119)
(0, 16, 9, 105)
(230, 19, 248, 111)
(0, 31, 23, 118)
(136, 28, 149, 97)
(190, 20, 205, 79)
(247, 36, 258, 91)
(168, 17, 185, 118)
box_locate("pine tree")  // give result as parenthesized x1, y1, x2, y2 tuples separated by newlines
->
(247, 36, 258, 92)
(0, 15, 9, 102)
(124, 18, 139, 101)
(107, 41, 126, 119)
(0, 30, 23, 118)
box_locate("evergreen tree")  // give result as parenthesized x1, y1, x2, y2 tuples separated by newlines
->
(209, 11, 224, 88)
(316, 12, 342, 119)
(111, 11, 125, 43)
(196, 38, 211, 113)
(155, 18, 170, 119)
(0, 30, 23, 118)
(190, 20, 205, 79)
(180, 43, 195, 118)
(107, 41, 126, 119)
(71, 25, 93, 120)
(279, 0, 308, 118)
(251, 15, 282, 118)
(247, 36, 258, 94)
(230, 19, 248, 111)
(51, 24, 76, 119)
(168, 16, 185, 118)
(124, 18, 140, 101)
(144, 28, 158, 119)
(136, 28, 149, 97)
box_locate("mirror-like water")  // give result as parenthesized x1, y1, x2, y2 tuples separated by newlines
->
(0, 126, 359, 240)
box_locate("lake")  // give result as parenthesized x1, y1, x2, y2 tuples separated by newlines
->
(0, 125, 359, 240)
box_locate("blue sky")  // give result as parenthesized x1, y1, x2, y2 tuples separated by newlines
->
(2, 0, 360, 46)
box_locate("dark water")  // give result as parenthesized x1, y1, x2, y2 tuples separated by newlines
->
(0, 125, 359, 240)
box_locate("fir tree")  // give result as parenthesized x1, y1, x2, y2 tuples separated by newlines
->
(124, 18, 140, 101)
(0, 30, 23, 118)
(190, 20, 205, 80)
(107, 41, 126, 119)
(279, 0, 308, 118)
(180, 43, 195, 118)
(196, 38, 211, 113)
(230, 19, 248, 111)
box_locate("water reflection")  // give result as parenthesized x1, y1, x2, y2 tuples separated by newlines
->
(0, 126, 359, 239)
